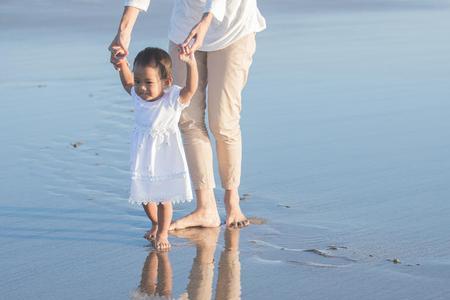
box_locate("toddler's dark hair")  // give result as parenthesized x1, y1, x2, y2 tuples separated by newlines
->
(133, 47, 172, 80)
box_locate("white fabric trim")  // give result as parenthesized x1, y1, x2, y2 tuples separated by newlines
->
(124, 0, 150, 12)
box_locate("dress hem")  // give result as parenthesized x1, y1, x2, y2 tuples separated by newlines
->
(129, 196, 193, 205)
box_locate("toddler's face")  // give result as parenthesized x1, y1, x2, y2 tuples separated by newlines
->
(133, 65, 167, 101)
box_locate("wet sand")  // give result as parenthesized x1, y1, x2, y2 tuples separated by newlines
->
(1, 0, 450, 299)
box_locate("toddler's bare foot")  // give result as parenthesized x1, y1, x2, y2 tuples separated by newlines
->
(170, 209, 220, 231)
(153, 233, 171, 251)
(144, 223, 158, 240)
(225, 190, 249, 228)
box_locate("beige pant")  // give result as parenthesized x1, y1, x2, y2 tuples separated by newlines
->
(169, 34, 256, 190)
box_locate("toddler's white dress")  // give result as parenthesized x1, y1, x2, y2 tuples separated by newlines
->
(129, 85, 193, 204)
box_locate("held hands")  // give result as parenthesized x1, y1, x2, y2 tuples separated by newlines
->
(108, 31, 131, 70)
(178, 45, 196, 65)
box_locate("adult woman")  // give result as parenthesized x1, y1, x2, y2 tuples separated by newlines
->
(109, 0, 265, 229)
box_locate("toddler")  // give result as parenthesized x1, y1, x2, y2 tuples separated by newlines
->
(116, 46, 198, 250)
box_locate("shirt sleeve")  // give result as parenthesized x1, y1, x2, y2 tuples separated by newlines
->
(130, 87, 138, 101)
(203, 0, 225, 22)
(124, 0, 150, 12)
(170, 85, 190, 111)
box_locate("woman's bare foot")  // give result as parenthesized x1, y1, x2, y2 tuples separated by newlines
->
(170, 209, 221, 231)
(170, 189, 221, 230)
(154, 233, 171, 251)
(144, 222, 158, 240)
(224, 189, 249, 228)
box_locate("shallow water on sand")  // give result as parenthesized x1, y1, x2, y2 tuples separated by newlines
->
(1, 1, 450, 299)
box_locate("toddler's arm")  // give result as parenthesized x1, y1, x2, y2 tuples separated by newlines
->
(117, 60, 134, 95)
(178, 49, 198, 104)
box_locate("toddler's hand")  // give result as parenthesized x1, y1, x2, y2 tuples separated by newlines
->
(109, 45, 128, 70)
(115, 57, 129, 71)
(178, 45, 196, 65)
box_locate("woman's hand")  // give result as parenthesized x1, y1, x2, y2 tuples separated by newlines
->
(109, 31, 131, 70)
(182, 13, 213, 55)
(108, 6, 140, 70)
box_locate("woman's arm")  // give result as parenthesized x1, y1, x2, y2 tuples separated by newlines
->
(179, 52, 198, 104)
(181, 0, 226, 54)
(117, 60, 134, 95)
(109, 6, 141, 69)
(181, 12, 213, 55)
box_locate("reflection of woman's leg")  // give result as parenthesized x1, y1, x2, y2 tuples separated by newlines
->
(169, 42, 220, 229)
(172, 228, 220, 299)
(215, 229, 241, 300)
(207, 34, 256, 226)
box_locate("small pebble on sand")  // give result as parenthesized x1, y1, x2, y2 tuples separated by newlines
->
(240, 193, 251, 201)
(277, 204, 290, 208)
(71, 141, 83, 148)
(387, 258, 401, 264)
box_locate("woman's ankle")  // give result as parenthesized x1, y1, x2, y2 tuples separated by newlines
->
(195, 189, 218, 211)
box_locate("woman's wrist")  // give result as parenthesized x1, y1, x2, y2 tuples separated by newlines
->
(118, 24, 133, 36)
(201, 12, 213, 25)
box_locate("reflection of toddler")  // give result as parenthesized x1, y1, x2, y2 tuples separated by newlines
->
(131, 251, 173, 300)
(116, 47, 198, 250)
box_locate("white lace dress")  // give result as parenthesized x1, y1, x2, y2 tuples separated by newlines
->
(129, 85, 193, 204)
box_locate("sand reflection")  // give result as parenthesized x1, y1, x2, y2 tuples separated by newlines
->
(133, 227, 242, 299)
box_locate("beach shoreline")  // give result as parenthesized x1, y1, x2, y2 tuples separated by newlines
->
(1, 1, 450, 299)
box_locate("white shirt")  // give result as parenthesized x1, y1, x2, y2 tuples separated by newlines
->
(124, 0, 266, 51)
